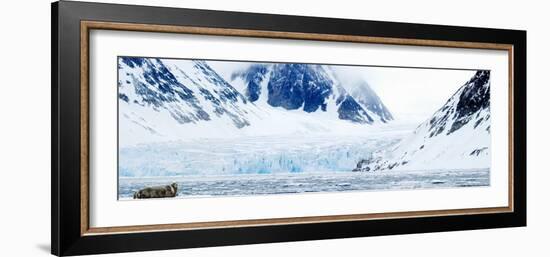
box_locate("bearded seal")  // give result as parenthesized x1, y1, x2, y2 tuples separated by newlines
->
(133, 183, 178, 199)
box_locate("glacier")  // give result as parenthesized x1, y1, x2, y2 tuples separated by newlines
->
(116, 56, 492, 199)
(119, 133, 404, 178)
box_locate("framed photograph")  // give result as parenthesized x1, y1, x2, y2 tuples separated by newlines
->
(52, 1, 526, 256)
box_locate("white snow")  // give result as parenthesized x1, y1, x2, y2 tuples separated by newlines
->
(118, 57, 490, 179)
(118, 59, 400, 147)
(364, 79, 491, 171)
(383, 108, 490, 171)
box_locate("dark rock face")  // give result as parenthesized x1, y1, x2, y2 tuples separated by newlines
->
(193, 61, 247, 104)
(267, 64, 333, 113)
(348, 81, 394, 123)
(234, 63, 390, 124)
(470, 147, 489, 156)
(428, 70, 491, 138)
(121, 57, 211, 124)
(192, 61, 250, 128)
(121, 57, 196, 108)
(353, 159, 372, 172)
(336, 95, 374, 124)
(119, 57, 251, 128)
(232, 64, 269, 102)
(448, 70, 490, 134)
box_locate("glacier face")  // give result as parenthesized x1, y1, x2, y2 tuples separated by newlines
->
(354, 70, 491, 172)
(119, 134, 402, 177)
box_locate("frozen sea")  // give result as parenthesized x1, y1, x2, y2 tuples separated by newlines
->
(119, 169, 490, 199)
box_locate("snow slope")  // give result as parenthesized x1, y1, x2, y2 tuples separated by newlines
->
(353, 70, 491, 171)
(118, 58, 395, 146)
(118, 57, 264, 146)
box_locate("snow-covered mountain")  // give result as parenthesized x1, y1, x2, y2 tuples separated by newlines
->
(231, 63, 393, 124)
(353, 70, 491, 172)
(118, 57, 256, 125)
(118, 58, 394, 146)
(345, 81, 393, 123)
(118, 57, 267, 145)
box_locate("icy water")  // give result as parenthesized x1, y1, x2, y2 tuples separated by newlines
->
(119, 169, 490, 199)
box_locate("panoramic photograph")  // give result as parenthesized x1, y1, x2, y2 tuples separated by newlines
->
(117, 56, 491, 200)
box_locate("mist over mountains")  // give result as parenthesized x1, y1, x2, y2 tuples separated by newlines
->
(118, 57, 394, 145)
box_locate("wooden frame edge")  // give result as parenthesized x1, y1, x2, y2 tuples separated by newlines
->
(79, 20, 515, 236)
(85, 206, 512, 235)
(83, 20, 513, 50)
(81, 21, 90, 236)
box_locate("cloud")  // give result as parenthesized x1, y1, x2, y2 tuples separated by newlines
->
(207, 59, 476, 124)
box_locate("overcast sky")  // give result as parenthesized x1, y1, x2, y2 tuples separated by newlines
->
(208, 60, 476, 124)
(332, 66, 476, 122)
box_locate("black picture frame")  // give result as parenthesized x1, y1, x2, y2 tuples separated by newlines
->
(52, 1, 526, 256)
